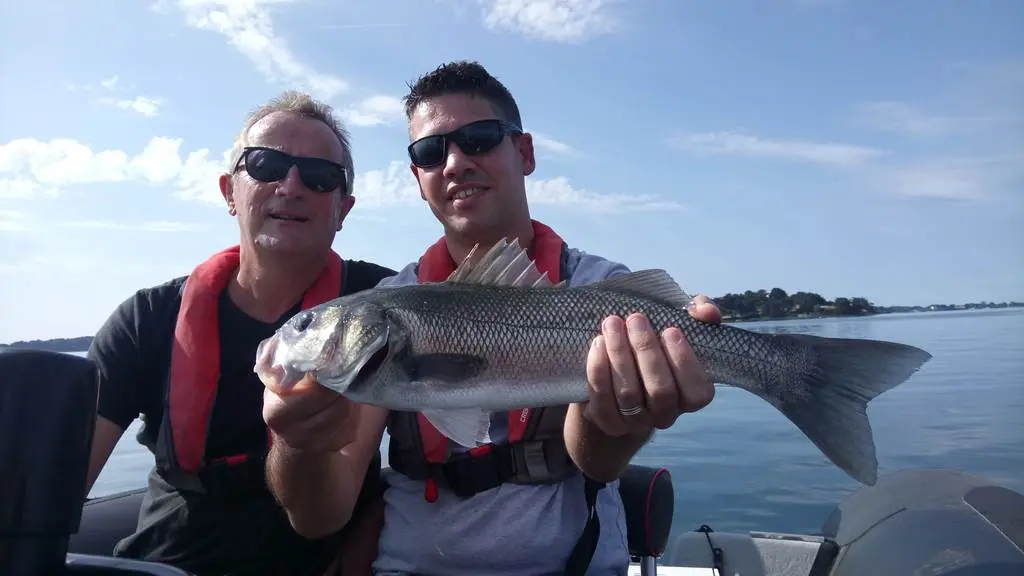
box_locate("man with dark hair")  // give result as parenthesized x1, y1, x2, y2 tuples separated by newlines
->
(85, 90, 396, 576)
(264, 62, 722, 576)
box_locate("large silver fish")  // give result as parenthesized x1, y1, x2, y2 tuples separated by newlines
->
(254, 239, 932, 485)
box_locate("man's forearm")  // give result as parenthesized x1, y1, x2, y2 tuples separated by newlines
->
(266, 441, 362, 539)
(564, 405, 653, 482)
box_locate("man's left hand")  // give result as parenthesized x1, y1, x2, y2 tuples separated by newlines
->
(582, 295, 722, 438)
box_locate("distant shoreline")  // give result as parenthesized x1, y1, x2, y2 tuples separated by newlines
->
(3, 299, 1020, 352)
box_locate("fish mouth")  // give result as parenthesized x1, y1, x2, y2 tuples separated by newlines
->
(355, 342, 389, 384)
(318, 326, 390, 394)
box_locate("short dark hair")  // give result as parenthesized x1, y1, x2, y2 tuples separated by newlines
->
(402, 60, 523, 129)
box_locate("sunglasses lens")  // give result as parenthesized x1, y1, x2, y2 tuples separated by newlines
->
(409, 137, 445, 168)
(244, 148, 345, 193)
(245, 148, 291, 182)
(299, 163, 345, 193)
(408, 120, 510, 168)
(455, 121, 505, 155)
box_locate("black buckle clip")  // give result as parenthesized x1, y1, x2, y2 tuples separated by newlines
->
(441, 445, 514, 498)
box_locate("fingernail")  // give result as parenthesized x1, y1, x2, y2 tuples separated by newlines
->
(664, 328, 684, 345)
(627, 315, 649, 333)
(591, 335, 602, 349)
(603, 317, 623, 334)
(686, 300, 698, 313)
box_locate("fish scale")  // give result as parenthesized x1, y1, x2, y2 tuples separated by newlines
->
(255, 239, 933, 486)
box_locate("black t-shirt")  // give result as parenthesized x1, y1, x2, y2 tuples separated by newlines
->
(87, 259, 396, 576)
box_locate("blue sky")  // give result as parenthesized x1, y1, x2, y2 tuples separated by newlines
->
(1, 0, 1021, 343)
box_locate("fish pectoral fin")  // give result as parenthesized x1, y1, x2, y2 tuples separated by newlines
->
(400, 353, 489, 382)
(595, 269, 693, 309)
(421, 408, 492, 448)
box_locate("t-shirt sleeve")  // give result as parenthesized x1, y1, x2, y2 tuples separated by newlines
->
(568, 252, 632, 286)
(87, 293, 145, 430)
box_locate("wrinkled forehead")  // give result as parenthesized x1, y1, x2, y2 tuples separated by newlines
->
(409, 93, 504, 140)
(245, 111, 345, 162)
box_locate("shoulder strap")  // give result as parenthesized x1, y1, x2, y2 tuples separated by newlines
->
(554, 242, 607, 576)
(564, 477, 605, 576)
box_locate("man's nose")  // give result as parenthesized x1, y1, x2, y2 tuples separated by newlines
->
(441, 141, 476, 179)
(275, 165, 306, 196)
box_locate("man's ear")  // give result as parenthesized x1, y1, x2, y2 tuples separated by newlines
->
(219, 173, 236, 215)
(336, 195, 356, 231)
(410, 163, 427, 201)
(517, 132, 536, 177)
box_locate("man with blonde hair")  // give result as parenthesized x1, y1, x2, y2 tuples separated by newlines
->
(85, 90, 395, 575)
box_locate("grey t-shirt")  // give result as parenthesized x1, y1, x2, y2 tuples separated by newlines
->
(372, 246, 633, 576)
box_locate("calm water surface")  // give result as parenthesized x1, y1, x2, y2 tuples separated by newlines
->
(85, 308, 1024, 541)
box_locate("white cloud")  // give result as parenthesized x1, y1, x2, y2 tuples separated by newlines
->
(2, 136, 669, 214)
(98, 96, 164, 117)
(532, 133, 579, 158)
(527, 176, 685, 213)
(0, 179, 56, 200)
(0, 136, 229, 204)
(674, 131, 883, 168)
(475, 0, 618, 42)
(876, 156, 1022, 201)
(342, 95, 406, 127)
(176, 148, 233, 205)
(352, 161, 422, 209)
(352, 160, 682, 213)
(70, 75, 164, 117)
(167, 0, 348, 101)
(0, 210, 30, 232)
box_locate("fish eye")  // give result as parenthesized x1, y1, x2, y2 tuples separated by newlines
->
(294, 311, 314, 332)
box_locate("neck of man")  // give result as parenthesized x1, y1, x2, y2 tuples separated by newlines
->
(229, 244, 331, 324)
(445, 219, 535, 268)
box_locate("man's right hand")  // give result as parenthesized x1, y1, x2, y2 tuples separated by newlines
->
(263, 374, 360, 454)
(262, 374, 389, 539)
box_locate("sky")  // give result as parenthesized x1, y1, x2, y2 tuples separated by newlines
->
(1, 0, 1022, 343)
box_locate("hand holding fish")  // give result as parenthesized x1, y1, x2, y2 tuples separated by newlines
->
(581, 296, 721, 438)
(263, 374, 360, 453)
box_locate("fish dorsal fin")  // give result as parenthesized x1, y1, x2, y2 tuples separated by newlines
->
(445, 238, 565, 288)
(595, 270, 693, 309)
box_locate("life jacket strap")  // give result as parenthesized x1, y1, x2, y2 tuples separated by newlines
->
(156, 450, 268, 495)
(389, 438, 578, 498)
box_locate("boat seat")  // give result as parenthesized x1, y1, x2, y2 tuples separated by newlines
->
(617, 465, 674, 575)
(667, 528, 836, 576)
(0, 350, 194, 575)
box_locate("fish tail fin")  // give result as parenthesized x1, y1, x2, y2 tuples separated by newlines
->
(774, 334, 932, 486)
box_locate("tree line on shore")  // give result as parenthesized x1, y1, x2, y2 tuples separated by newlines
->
(715, 288, 1021, 321)
(2, 292, 1021, 351)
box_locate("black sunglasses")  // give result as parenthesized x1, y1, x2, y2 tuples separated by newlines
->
(234, 147, 349, 194)
(407, 118, 522, 169)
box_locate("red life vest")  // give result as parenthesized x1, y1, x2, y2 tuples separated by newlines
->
(386, 220, 579, 502)
(154, 245, 343, 490)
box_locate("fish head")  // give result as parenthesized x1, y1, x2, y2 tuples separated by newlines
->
(254, 297, 391, 395)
